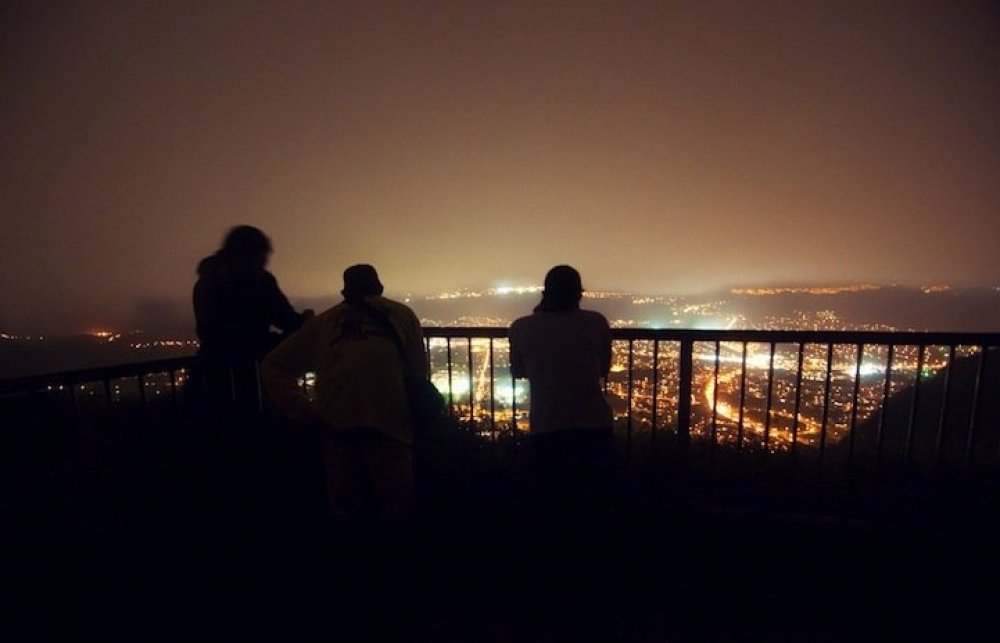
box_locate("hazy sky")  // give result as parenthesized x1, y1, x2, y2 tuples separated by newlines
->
(2, 1, 998, 332)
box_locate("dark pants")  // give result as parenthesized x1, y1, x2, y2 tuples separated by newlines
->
(191, 354, 264, 417)
(525, 428, 621, 640)
(320, 427, 414, 530)
(527, 427, 617, 508)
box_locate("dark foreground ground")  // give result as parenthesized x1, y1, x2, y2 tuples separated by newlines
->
(3, 409, 999, 642)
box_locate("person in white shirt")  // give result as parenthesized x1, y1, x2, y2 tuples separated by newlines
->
(509, 265, 620, 639)
(508, 265, 616, 505)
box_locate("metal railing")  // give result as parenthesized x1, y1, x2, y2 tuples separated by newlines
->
(424, 328, 1000, 471)
(3, 328, 999, 470)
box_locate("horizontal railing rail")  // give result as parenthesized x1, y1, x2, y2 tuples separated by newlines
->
(3, 328, 999, 470)
(0, 356, 194, 397)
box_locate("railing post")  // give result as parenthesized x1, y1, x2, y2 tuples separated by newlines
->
(935, 345, 956, 466)
(488, 338, 496, 436)
(467, 337, 474, 425)
(677, 338, 693, 455)
(651, 339, 659, 450)
(963, 346, 986, 470)
(626, 338, 634, 457)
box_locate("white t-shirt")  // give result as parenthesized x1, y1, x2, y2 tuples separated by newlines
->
(509, 309, 614, 433)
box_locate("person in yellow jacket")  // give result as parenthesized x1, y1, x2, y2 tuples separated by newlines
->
(262, 264, 427, 528)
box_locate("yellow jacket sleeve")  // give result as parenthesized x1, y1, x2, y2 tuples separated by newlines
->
(261, 318, 321, 421)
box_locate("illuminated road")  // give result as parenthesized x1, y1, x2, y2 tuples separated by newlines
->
(701, 358, 825, 446)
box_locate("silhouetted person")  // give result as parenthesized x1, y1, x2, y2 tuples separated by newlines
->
(261, 264, 428, 530)
(192, 225, 308, 413)
(510, 265, 615, 501)
(509, 265, 618, 640)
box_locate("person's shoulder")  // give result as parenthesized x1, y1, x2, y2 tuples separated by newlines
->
(510, 314, 536, 331)
(377, 295, 409, 311)
(196, 254, 221, 278)
(377, 296, 420, 320)
(302, 305, 343, 330)
(321, 302, 348, 318)
(510, 313, 547, 341)
(578, 309, 610, 327)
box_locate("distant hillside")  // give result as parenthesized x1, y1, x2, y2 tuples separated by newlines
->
(727, 286, 1000, 332)
(847, 348, 1000, 468)
(400, 285, 1000, 331)
(2, 286, 997, 380)
(0, 334, 196, 380)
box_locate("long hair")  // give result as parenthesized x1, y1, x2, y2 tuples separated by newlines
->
(533, 265, 583, 313)
(220, 225, 271, 268)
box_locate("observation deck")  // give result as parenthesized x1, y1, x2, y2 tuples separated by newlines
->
(2, 327, 999, 641)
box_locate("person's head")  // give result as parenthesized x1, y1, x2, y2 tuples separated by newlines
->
(220, 225, 272, 269)
(534, 265, 583, 313)
(342, 264, 384, 302)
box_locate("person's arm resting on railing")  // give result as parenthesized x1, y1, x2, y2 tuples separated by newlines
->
(261, 319, 319, 422)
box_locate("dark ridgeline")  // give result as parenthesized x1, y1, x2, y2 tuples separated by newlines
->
(730, 286, 1000, 333)
(848, 348, 1000, 471)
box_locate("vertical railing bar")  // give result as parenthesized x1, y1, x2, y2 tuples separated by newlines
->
(627, 338, 635, 448)
(603, 344, 610, 396)
(848, 343, 864, 462)
(763, 341, 776, 451)
(876, 344, 895, 470)
(489, 338, 496, 436)
(254, 361, 264, 413)
(467, 336, 474, 425)
(511, 374, 518, 434)
(651, 339, 659, 446)
(790, 343, 805, 459)
(446, 338, 454, 411)
(29, 387, 41, 428)
(677, 339, 693, 454)
(737, 342, 748, 450)
(424, 337, 431, 377)
(104, 377, 115, 421)
(964, 346, 987, 470)
(935, 345, 955, 466)
(904, 344, 926, 466)
(68, 380, 80, 419)
(819, 343, 834, 465)
(169, 369, 178, 405)
(711, 340, 721, 447)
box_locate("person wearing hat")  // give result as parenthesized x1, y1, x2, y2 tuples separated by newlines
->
(508, 265, 618, 637)
(192, 225, 310, 413)
(508, 264, 616, 516)
(261, 264, 428, 529)
(509, 265, 614, 447)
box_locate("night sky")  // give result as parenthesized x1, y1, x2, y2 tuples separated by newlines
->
(2, 2, 998, 333)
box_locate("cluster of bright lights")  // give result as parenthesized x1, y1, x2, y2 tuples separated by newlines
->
(431, 290, 484, 299)
(1, 332, 45, 340)
(129, 340, 198, 349)
(732, 285, 881, 296)
(492, 286, 542, 296)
